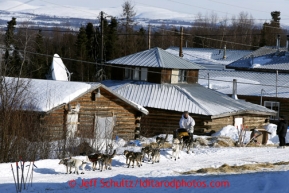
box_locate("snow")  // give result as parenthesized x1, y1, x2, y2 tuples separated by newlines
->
(0, 0, 196, 22)
(2, 136, 289, 193)
(264, 124, 279, 144)
(27, 78, 92, 112)
(199, 76, 260, 90)
(250, 57, 272, 68)
(128, 100, 149, 115)
(2, 77, 92, 112)
(212, 125, 252, 143)
(51, 54, 69, 81)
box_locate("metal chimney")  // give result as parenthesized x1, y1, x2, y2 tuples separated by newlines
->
(232, 79, 238, 100)
(223, 45, 226, 59)
(287, 35, 289, 52)
(277, 34, 280, 52)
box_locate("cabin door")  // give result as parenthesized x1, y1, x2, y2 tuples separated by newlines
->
(94, 116, 116, 139)
(66, 114, 79, 138)
(234, 117, 243, 130)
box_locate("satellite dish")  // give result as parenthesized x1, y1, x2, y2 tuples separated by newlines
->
(51, 54, 72, 81)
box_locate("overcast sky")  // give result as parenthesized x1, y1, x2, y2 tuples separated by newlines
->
(4, 0, 289, 25)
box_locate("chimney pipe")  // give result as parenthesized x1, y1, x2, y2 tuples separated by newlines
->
(232, 79, 238, 100)
(179, 26, 183, 57)
(277, 34, 280, 52)
(223, 45, 226, 59)
(286, 35, 289, 52)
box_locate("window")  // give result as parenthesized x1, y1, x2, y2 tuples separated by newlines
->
(141, 68, 148, 81)
(178, 70, 187, 82)
(264, 101, 280, 119)
(133, 67, 140, 80)
(125, 68, 132, 80)
(124, 67, 147, 81)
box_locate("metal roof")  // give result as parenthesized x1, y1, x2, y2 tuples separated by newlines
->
(102, 80, 275, 118)
(198, 70, 289, 99)
(227, 46, 289, 71)
(105, 47, 205, 70)
(166, 47, 252, 70)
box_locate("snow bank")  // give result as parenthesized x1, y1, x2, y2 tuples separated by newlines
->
(264, 123, 279, 144)
(212, 125, 252, 143)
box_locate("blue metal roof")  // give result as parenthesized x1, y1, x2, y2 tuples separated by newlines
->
(106, 47, 205, 70)
(227, 46, 289, 71)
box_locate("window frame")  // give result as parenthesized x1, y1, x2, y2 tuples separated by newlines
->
(264, 101, 280, 119)
(124, 67, 147, 81)
(178, 69, 187, 83)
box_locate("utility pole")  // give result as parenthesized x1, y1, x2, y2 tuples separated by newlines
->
(179, 26, 183, 57)
(148, 25, 151, 49)
(100, 11, 104, 64)
(276, 70, 278, 98)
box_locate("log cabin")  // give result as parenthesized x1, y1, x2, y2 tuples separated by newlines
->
(6, 77, 148, 141)
(198, 70, 289, 123)
(103, 47, 276, 136)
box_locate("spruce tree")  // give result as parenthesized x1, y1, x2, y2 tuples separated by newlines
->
(4, 17, 18, 76)
(33, 30, 46, 78)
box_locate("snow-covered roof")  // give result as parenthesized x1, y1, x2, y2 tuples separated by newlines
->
(166, 47, 252, 70)
(198, 70, 289, 98)
(102, 80, 275, 118)
(2, 77, 148, 114)
(106, 47, 205, 70)
(227, 46, 289, 71)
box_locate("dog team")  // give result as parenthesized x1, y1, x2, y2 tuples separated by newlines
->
(59, 111, 195, 174)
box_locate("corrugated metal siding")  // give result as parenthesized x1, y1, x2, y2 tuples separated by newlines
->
(106, 47, 204, 70)
(102, 80, 275, 117)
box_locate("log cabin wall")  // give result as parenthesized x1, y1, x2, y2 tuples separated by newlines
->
(140, 108, 212, 136)
(140, 108, 269, 137)
(236, 95, 289, 121)
(161, 69, 172, 84)
(41, 107, 66, 140)
(42, 87, 140, 141)
(187, 70, 199, 84)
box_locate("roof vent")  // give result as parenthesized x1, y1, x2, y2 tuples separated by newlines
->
(232, 79, 238, 100)
(276, 34, 280, 53)
(223, 45, 226, 59)
(286, 35, 289, 56)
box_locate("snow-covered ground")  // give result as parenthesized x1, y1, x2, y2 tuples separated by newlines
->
(1, 147, 289, 193)
(1, 129, 289, 193)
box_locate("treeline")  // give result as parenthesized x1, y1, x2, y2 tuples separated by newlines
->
(0, 7, 287, 82)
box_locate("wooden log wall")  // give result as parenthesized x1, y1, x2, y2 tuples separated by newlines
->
(187, 70, 199, 84)
(237, 95, 289, 120)
(42, 87, 140, 141)
(41, 107, 66, 140)
(141, 107, 269, 137)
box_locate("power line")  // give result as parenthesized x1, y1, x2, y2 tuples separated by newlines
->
(2, 45, 289, 90)
(11, 27, 280, 37)
(207, 0, 289, 18)
(150, 25, 261, 48)
(37, 0, 99, 17)
(3, 0, 35, 11)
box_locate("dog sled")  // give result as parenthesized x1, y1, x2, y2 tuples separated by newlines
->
(174, 128, 189, 139)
